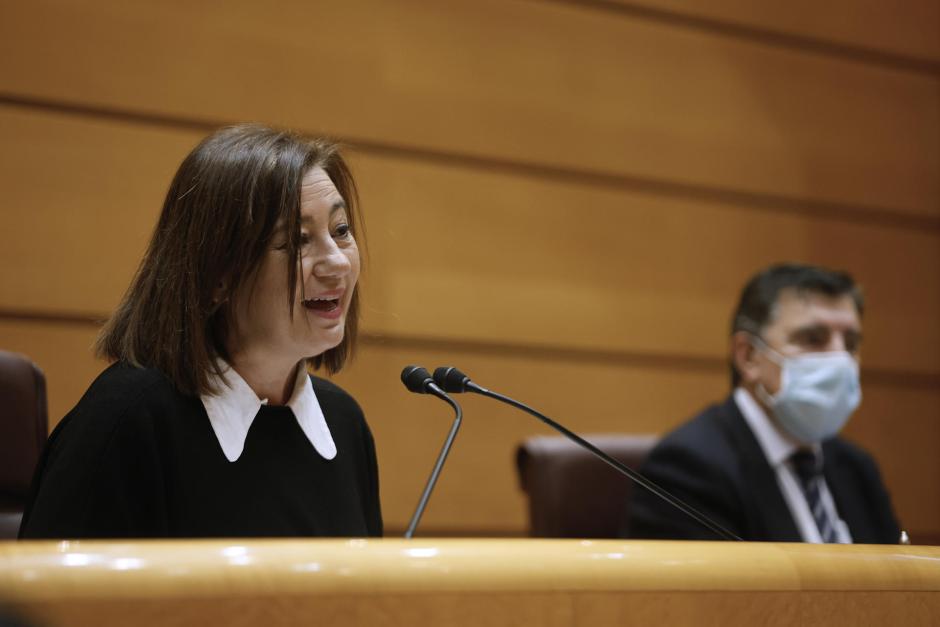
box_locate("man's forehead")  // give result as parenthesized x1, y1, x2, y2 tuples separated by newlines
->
(767, 288, 861, 331)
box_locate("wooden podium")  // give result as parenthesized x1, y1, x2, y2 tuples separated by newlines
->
(1, 539, 938, 626)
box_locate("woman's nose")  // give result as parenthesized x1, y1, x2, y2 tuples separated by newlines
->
(313, 243, 352, 279)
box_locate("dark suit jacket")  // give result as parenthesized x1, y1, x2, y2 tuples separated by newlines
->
(628, 396, 900, 543)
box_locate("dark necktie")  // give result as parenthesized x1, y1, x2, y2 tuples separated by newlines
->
(790, 450, 838, 543)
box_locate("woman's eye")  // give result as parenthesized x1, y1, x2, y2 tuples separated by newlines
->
(334, 223, 351, 238)
(299, 232, 312, 245)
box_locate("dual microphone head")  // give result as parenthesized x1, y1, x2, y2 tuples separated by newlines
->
(400, 365, 475, 395)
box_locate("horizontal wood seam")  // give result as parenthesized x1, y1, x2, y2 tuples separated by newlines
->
(2, 308, 936, 388)
(546, 0, 940, 76)
(1, 94, 937, 233)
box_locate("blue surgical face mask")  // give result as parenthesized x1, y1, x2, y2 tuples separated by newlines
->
(751, 337, 861, 444)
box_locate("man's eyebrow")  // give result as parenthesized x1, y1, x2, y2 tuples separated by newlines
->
(789, 323, 829, 335)
(788, 323, 863, 340)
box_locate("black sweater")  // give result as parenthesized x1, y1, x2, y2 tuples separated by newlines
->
(19, 362, 382, 539)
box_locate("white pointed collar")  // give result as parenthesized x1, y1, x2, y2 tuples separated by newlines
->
(200, 360, 337, 463)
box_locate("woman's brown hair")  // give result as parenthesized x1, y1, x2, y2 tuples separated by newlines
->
(96, 124, 363, 396)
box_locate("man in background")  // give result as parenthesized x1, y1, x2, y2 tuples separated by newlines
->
(628, 263, 900, 543)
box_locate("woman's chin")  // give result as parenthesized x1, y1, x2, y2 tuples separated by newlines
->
(302, 331, 344, 358)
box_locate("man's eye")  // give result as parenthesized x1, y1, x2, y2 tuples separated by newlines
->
(806, 332, 827, 346)
(794, 330, 827, 348)
(844, 335, 861, 353)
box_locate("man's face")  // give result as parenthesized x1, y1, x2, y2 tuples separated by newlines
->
(743, 288, 862, 396)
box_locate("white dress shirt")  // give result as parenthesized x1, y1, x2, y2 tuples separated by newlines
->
(200, 361, 337, 463)
(733, 387, 852, 543)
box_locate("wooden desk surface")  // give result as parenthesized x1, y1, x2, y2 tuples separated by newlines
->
(1, 539, 938, 626)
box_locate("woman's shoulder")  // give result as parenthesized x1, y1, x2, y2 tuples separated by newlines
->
(82, 361, 180, 405)
(309, 375, 368, 434)
(62, 362, 188, 431)
(41, 363, 189, 472)
(309, 375, 360, 409)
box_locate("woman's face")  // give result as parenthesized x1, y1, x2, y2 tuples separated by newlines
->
(228, 166, 360, 366)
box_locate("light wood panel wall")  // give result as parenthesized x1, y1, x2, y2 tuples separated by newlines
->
(611, 0, 940, 64)
(0, 0, 937, 539)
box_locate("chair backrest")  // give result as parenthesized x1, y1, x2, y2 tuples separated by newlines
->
(0, 350, 49, 538)
(516, 433, 658, 538)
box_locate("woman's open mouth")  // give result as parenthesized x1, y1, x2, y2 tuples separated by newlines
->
(302, 297, 340, 312)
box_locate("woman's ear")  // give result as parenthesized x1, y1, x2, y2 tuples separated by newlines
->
(731, 331, 761, 385)
(212, 281, 227, 305)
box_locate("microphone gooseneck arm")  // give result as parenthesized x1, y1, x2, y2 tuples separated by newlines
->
(434, 367, 742, 542)
(404, 391, 462, 539)
(400, 366, 463, 539)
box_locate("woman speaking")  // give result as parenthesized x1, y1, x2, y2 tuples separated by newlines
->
(19, 125, 382, 538)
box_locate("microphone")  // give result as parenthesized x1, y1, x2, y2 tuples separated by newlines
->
(433, 366, 741, 541)
(400, 365, 463, 539)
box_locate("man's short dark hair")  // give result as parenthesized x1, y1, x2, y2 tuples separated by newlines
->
(729, 263, 864, 387)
